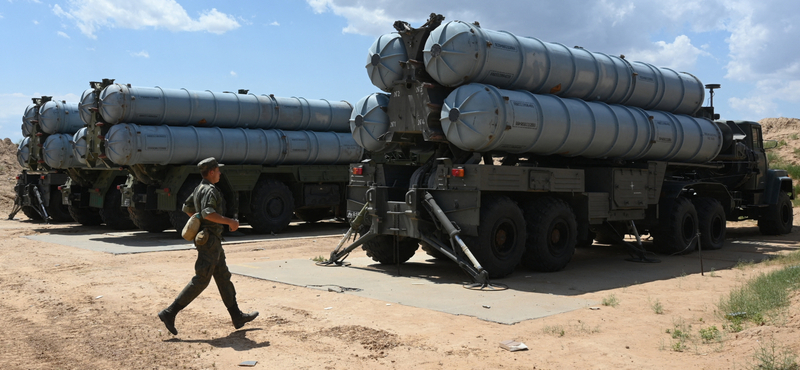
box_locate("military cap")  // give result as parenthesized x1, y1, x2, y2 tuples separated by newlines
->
(197, 157, 224, 172)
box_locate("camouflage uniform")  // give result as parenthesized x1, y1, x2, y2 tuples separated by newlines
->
(172, 179, 236, 308)
(158, 157, 257, 335)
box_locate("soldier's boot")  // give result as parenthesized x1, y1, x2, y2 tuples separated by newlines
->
(228, 305, 259, 329)
(158, 302, 185, 335)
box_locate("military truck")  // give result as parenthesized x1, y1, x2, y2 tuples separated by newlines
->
(10, 97, 82, 223)
(77, 79, 363, 233)
(325, 14, 795, 284)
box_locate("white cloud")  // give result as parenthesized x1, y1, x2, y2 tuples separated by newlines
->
(33, 20, 39, 24)
(130, 50, 149, 58)
(270, 21, 280, 26)
(57, 31, 70, 39)
(52, 0, 240, 39)
(627, 35, 709, 71)
(230, 71, 237, 77)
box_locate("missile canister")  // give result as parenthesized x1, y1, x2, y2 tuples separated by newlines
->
(423, 21, 704, 115)
(72, 128, 88, 164)
(104, 124, 364, 166)
(97, 84, 353, 132)
(78, 88, 96, 126)
(43, 133, 83, 169)
(367, 33, 408, 92)
(350, 93, 395, 152)
(441, 84, 722, 163)
(22, 104, 37, 137)
(39, 100, 84, 134)
(17, 137, 31, 168)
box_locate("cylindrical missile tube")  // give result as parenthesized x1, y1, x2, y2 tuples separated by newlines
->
(97, 84, 353, 132)
(104, 124, 364, 166)
(43, 134, 84, 169)
(72, 127, 88, 164)
(366, 33, 408, 92)
(78, 88, 96, 125)
(22, 104, 37, 137)
(424, 21, 704, 115)
(39, 101, 84, 134)
(350, 93, 396, 152)
(17, 137, 31, 168)
(441, 84, 722, 163)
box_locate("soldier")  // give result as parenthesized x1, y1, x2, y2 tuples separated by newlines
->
(158, 157, 258, 335)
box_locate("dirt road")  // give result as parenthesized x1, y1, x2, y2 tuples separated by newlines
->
(0, 213, 798, 370)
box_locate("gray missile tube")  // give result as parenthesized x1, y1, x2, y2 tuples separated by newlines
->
(78, 88, 96, 126)
(424, 20, 704, 115)
(72, 127, 88, 164)
(366, 33, 408, 92)
(17, 137, 31, 168)
(350, 93, 394, 152)
(441, 84, 722, 163)
(22, 105, 37, 137)
(97, 84, 353, 132)
(39, 100, 84, 134)
(104, 124, 364, 166)
(43, 134, 84, 169)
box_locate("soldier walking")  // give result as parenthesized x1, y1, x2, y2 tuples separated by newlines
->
(158, 157, 258, 335)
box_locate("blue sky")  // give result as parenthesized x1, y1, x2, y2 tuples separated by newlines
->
(1, 0, 799, 143)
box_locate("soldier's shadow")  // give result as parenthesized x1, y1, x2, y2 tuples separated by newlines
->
(165, 328, 269, 351)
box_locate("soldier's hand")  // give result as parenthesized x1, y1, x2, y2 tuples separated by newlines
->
(229, 218, 239, 232)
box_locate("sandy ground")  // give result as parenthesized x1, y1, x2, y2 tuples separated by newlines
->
(0, 118, 797, 369)
(0, 210, 798, 370)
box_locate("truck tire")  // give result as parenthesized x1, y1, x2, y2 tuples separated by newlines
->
(169, 178, 202, 232)
(420, 241, 449, 260)
(100, 190, 136, 230)
(693, 197, 726, 250)
(294, 207, 332, 223)
(758, 192, 794, 235)
(128, 207, 172, 232)
(249, 179, 294, 234)
(363, 236, 419, 264)
(68, 205, 102, 226)
(520, 197, 577, 272)
(651, 197, 698, 254)
(46, 190, 73, 223)
(21, 206, 43, 221)
(462, 196, 526, 278)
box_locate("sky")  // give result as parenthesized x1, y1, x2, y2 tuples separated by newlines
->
(1, 0, 799, 143)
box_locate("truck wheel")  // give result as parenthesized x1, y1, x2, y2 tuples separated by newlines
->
(21, 206, 43, 221)
(363, 236, 419, 264)
(100, 190, 136, 230)
(294, 207, 332, 223)
(652, 197, 698, 254)
(128, 207, 172, 232)
(462, 196, 526, 278)
(758, 192, 794, 235)
(46, 190, 73, 223)
(169, 178, 202, 232)
(68, 205, 102, 226)
(520, 197, 577, 272)
(249, 179, 294, 234)
(693, 197, 726, 250)
(420, 241, 449, 260)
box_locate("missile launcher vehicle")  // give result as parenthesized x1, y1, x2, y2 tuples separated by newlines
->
(325, 14, 795, 284)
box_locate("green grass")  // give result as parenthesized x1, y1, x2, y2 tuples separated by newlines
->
(601, 294, 619, 308)
(650, 298, 664, 314)
(718, 252, 800, 326)
(749, 339, 799, 370)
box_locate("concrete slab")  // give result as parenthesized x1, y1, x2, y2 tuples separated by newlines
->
(230, 253, 597, 325)
(24, 221, 348, 255)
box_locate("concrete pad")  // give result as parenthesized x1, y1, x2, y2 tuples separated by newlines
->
(230, 253, 597, 324)
(24, 221, 348, 255)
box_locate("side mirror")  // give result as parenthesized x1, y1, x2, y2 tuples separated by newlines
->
(763, 140, 779, 150)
